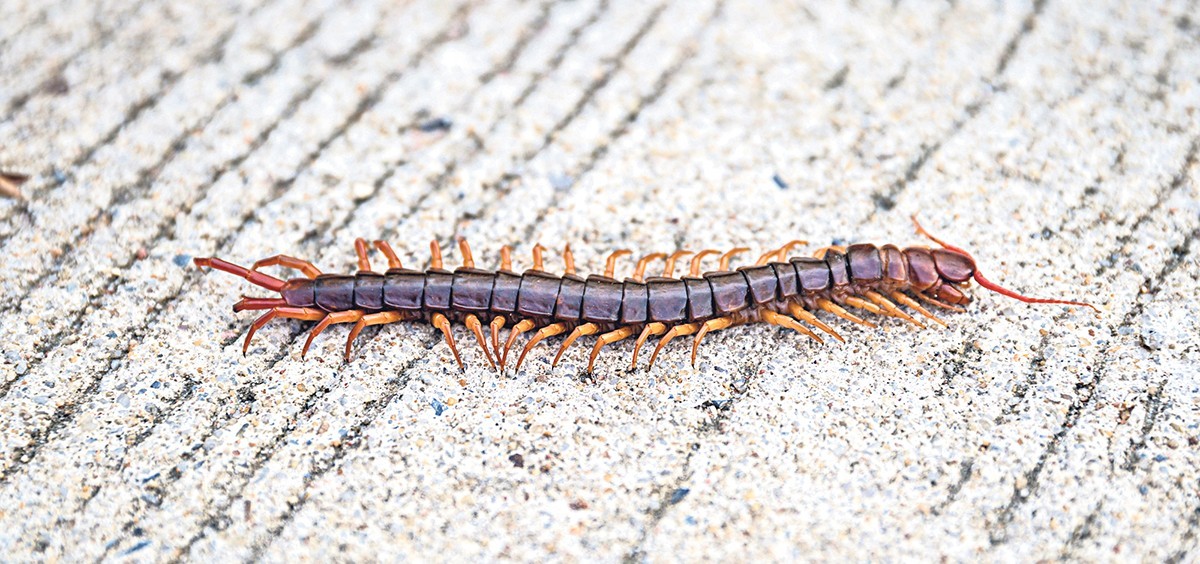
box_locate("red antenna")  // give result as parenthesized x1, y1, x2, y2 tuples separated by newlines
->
(910, 215, 1098, 313)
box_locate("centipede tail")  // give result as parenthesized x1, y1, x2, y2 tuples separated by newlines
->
(194, 219, 1096, 376)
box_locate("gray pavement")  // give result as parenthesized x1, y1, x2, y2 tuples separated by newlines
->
(0, 0, 1198, 561)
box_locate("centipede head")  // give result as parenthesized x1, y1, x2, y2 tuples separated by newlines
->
(911, 216, 1098, 313)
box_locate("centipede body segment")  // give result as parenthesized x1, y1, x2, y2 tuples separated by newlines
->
(194, 217, 1097, 375)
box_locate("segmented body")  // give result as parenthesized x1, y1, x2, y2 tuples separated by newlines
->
(194, 218, 1095, 373)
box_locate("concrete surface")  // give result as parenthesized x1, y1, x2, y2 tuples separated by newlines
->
(0, 0, 1198, 561)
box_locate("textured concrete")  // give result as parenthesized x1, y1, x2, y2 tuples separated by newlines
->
(0, 0, 1198, 561)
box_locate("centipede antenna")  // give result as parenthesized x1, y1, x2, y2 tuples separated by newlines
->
(194, 257, 286, 291)
(911, 215, 1098, 312)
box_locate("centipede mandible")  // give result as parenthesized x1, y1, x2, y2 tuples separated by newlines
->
(193, 216, 1097, 374)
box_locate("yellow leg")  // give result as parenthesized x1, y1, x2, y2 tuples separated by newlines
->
(245, 307, 324, 356)
(458, 238, 475, 268)
(430, 240, 444, 270)
(812, 245, 847, 260)
(604, 249, 631, 278)
(515, 322, 569, 372)
(490, 316, 507, 361)
(691, 316, 735, 367)
(689, 250, 720, 276)
(630, 322, 667, 370)
(373, 240, 402, 269)
(501, 319, 536, 371)
(816, 298, 876, 328)
(662, 250, 692, 278)
(862, 290, 925, 328)
(647, 322, 700, 368)
(302, 310, 365, 359)
(761, 309, 822, 344)
(500, 245, 513, 271)
(563, 244, 576, 275)
(774, 240, 808, 261)
(464, 314, 495, 369)
(431, 312, 462, 370)
(587, 326, 637, 373)
(354, 238, 373, 272)
(718, 248, 750, 271)
(787, 303, 844, 342)
(552, 323, 598, 367)
(531, 243, 546, 271)
(633, 253, 666, 282)
(345, 311, 403, 361)
(915, 291, 966, 313)
(843, 296, 885, 316)
(890, 291, 948, 327)
(251, 255, 322, 279)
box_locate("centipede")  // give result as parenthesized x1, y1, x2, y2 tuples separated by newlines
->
(193, 217, 1097, 374)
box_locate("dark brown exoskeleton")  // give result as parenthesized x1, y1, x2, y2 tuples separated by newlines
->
(194, 217, 1097, 374)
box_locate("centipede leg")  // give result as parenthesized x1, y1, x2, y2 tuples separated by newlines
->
(515, 322, 569, 372)
(499, 245, 513, 271)
(633, 253, 666, 282)
(490, 316, 506, 362)
(718, 248, 749, 271)
(563, 244, 576, 276)
(431, 312, 463, 370)
(812, 246, 847, 260)
(302, 310, 365, 359)
(345, 311, 403, 361)
(243, 306, 324, 356)
(430, 241, 444, 270)
(501, 319, 536, 371)
(464, 314, 496, 370)
(531, 244, 546, 271)
(816, 298, 876, 328)
(915, 291, 966, 313)
(689, 250, 720, 276)
(842, 296, 886, 319)
(587, 326, 637, 374)
(862, 290, 925, 328)
(354, 238, 373, 272)
(553, 323, 598, 367)
(761, 310, 822, 344)
(889, 291, 948, 327)
(648, 322, 700, 369)
(234, 297, 287, 312)
(787, 303, 844, 342)
(661, 251, 692, 278)
(630, 322, 666, 370)
(458, 238, 475, 268)
(691, 317, 735, 367)
(603, 249, 631, 278)
(249, 255, 322, 279)
(374, 240, 402, 268)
